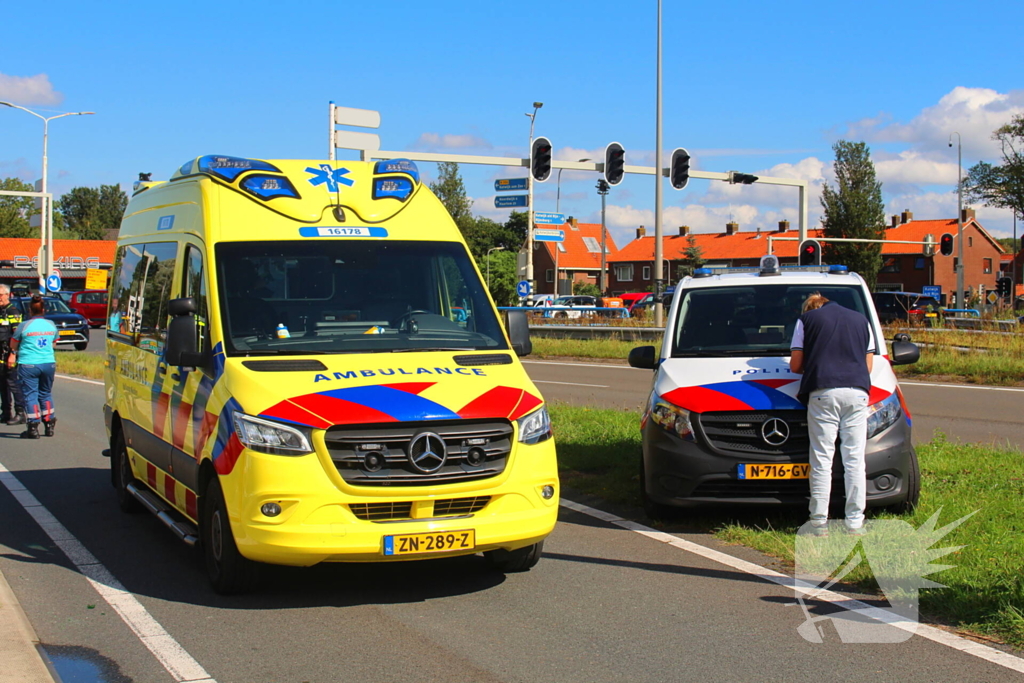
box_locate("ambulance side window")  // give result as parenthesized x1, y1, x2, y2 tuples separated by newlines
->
(183, 244, 208, 352)
(107, 242, 177, 352)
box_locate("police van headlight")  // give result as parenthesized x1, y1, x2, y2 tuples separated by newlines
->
(649, 392, 695, 441)
(234, 412, 313, 455)
(517, 406, 552, 445)
(866, 392, 902, 439)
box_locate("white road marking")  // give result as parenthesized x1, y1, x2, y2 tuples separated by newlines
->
(559, 498, 1024, 675)
(56, 374, 104, 386)
(0, 463, 216, 683)
(524, 360, 640, 370)
(900, 381, 1024, 393)
(534, 380, 610, 388)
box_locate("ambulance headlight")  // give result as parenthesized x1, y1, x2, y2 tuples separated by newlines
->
(233, 412, 313, 455)
(517, 406, 552, 445)
(649, 392, 694, 441)
(866, 392, 902, 439)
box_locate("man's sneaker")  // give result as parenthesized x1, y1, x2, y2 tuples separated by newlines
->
(809, 522, 829, 537)
(845, 524, 867, 536)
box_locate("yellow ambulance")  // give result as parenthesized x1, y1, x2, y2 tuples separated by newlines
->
(103, 155, 557, 593)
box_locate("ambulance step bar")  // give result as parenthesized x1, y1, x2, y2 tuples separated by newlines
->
(127, 482, 200, 546)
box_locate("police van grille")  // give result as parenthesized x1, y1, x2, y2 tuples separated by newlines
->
(691, 480, 810, 498)
(698, 410, 809, 457)
(325, 419, 512, 486)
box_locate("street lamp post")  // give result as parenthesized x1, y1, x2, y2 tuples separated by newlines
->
(525, 102, 543, 304)
(654, 0, 665, 327)
(486, 246, 505, 294)
(949, 132, 963, 308)
(556, 157, 591, 215)
(0, 102, 94, 282)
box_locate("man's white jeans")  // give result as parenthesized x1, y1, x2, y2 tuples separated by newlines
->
(807, 387, 869, 528)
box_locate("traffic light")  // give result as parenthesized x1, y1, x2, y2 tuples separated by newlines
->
(799, 239, 822, 266)
(728, 171, 759, 184)
(998, 276, 1012, 297)
(530, 136, 552, 182)
(604, 142, 625, 186)
(669, 147, 691, 190)
(939, 232, 954, 256)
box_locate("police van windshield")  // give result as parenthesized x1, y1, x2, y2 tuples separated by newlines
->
(215, 240, 508, 356)
(671, 284, 875, 357)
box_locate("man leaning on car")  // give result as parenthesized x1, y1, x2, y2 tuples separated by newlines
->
(0, 284, 26, 424)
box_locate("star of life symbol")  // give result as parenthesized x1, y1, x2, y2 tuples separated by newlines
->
(792, 509, 976, 643)
(305, 164, 354, 193)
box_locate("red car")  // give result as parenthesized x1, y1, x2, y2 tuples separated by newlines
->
(69, 289, 109, 327)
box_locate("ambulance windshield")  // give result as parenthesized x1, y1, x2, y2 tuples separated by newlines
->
(215, 240, 509, 355)
(671, 284, 875, 357)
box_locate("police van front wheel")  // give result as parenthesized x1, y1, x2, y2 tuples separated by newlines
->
(201, 478, 260, 594)
(484, 541, 544, 573)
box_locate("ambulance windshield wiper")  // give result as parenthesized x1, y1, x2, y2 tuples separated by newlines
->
(390, 347, 472, 353)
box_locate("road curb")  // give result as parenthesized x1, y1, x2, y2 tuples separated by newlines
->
(0, 567, 57, 683)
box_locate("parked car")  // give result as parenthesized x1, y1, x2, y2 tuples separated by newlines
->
(618, 292, 650, 312)
(871, 291, 942, 324)
(12, 296, 91, 351)
(544, 295, 598, 319)
(69, 289, 109, 327)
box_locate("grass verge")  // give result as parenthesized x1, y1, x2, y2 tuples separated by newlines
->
(55, 351, 105, 380)
(550, 402, 1024, 646)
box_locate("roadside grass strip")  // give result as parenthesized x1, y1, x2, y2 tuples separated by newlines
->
(54, 351, 105, 381)
(550, 403, 1024, 648)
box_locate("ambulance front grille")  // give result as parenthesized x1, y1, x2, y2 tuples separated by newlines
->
(349, 496, 492, 521)
(325, 419, 512, 486)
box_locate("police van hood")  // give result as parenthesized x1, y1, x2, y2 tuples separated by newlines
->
(654, 356, 899, 413)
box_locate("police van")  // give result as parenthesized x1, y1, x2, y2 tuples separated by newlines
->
(103, 155, 558, 593)
(629, 256, 921, 517)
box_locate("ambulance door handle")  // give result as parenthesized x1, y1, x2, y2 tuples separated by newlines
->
(157, 362, 167, 375)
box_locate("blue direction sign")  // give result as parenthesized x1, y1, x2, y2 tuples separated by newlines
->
(46, 272, 62, 292)
(495, 178, 529, 192)
(533, 212, 566, 225)
(495, 194, 529, 208)
(516, 280, 532, 297)
(922, 285, 941, 299)
(533, 228, 565, 243)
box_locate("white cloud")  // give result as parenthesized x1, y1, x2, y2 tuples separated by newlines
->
(845, 86, 1024, 158)
(0, 73, 62, 106)
(411, 132, 492, 150)
(874, 150, 958, 187)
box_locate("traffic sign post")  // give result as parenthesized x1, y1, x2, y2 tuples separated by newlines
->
(533, 212, 566, 225)
(495, 178, 529, 192)
(533, 228, 565, 242)
(495, 195, 529, 208)
(516, 280, 532, 298)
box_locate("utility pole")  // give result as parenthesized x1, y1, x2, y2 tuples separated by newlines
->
(597, 179, 610, 293)
(950, 132, 964, 308)
(654, 0, 665, 327)
(525, 102, 543, 304)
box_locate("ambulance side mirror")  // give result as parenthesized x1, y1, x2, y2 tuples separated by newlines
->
(505, 310, 532, 357)
(165, 297, 207, 368)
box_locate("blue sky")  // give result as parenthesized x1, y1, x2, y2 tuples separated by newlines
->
(2, 0, 1023, 251)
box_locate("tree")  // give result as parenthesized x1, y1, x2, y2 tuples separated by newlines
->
(820, 141, 886, 290)
(430, 161, 475, 232)
(57, 184, 128, 239)
(0, 177, 39, 238)
(674, 234, 706, 280)
(573, 281, 601, 297)
(485, 249, 518, 306)
(964, 113, 1024, 222)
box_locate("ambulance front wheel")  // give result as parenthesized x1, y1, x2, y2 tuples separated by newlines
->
(112, 432, 142, 514)
(201, 477, 260, 595)
(484, 541, 544, 573)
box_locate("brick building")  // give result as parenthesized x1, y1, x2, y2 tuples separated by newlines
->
(532, 219, 619, 295)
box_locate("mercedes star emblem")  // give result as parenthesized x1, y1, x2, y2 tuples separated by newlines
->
(761, 418, 790, 446)
(407, 432, 447, 473)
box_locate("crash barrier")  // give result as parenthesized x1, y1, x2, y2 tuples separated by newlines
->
(526, 325, 664, 341)
(942, 309, 981, 317)
(946, 317, 1018, 331)
(498, 306, 631, 319)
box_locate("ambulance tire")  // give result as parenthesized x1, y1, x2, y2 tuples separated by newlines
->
(484, 540, 544, 573)
(112, 432, 142, 513)
(201, 478, 260, 594)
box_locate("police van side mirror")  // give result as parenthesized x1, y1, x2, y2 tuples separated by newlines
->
(504, 310, 532, 357)
(165, 297, 206, 368)
(890, 340, 920, 366)
(628, 345, 658, 369)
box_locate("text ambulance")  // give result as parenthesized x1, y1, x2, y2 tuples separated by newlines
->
(104, 155, 557, 593)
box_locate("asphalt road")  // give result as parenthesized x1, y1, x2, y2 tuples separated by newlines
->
(524, 359, 1024, 449)
(0, 378, 1022, 682)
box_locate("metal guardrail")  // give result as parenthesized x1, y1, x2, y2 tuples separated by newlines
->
(528, 325, 664, 341)
(498, 306, 631, 319)
(941, 309, 981, 317)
